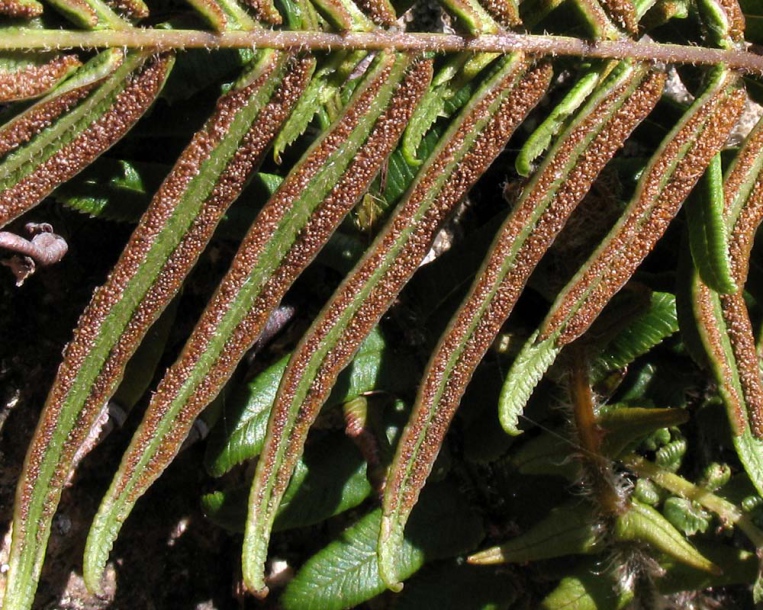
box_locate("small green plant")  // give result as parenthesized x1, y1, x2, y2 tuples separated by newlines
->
(3, 0, 763, 607)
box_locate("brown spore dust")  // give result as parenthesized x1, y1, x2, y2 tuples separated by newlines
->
(0, 55, 81, 102)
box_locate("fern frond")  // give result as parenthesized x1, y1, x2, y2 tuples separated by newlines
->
(2, 0, 763, 606)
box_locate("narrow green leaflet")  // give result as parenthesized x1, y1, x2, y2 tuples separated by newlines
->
(401, 52, 497, 166)
(280, 480, 484, 610)
(614, 499, 720, 574)
(4, 50, 310, 610)
(500, 328, 562, 433)
(679, 260, 751, 435)
(185, 0, 259, 30)
(572, 0, 623, 39)
(685, 153, 736, 294)
(696, 0, 745, 47)
(273, 50, 368, 158)
(0, 50, 171, 227)
(500, 67, 745, 435)
(440, 0, 501, 34)
(379, 61, 665, 585)
(242, 53, 552, 596)
(590, 291, 679, 381)
(515, 63, 607, 177)
(82, 52, 433, 590)
(734, 432, 763, 497)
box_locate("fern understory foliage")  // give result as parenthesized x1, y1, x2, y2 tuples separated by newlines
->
(3, 0, 763, 606)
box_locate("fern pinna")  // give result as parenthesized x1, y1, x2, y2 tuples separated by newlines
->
(3, 0, 763, 607)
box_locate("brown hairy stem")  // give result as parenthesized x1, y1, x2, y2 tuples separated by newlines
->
(2, 30, 763, 75)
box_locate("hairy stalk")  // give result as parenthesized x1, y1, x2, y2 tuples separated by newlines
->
(1, 30, 763, 74)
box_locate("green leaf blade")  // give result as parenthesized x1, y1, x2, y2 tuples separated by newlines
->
(281, 481, 483, 610)
(686, 153, 736, 294)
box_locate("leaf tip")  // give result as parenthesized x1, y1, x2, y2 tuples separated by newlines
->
(378, 516, 405, 592)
